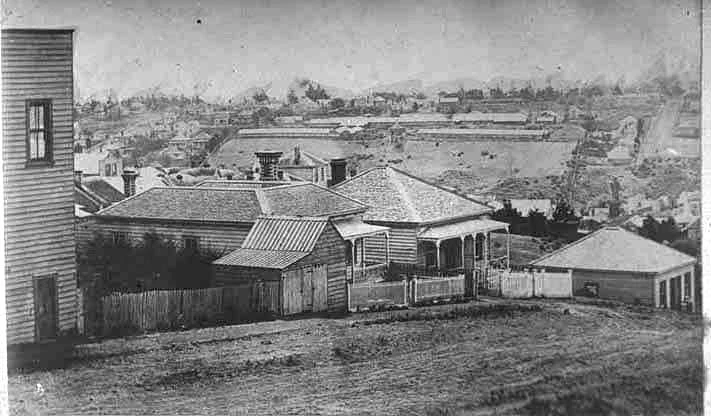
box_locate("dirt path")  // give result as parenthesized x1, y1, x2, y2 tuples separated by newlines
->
(637, 99, 681, 162)
(9, 300, 702, 415)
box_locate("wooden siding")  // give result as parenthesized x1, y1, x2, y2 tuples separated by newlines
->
(2, 30, 76, 344)
(365, 226, 417, 264)
(289, 222, 348, 312)
(571, 270, 655, 306)
(77, 217, 252, 258)
(213, 265, 281, 286)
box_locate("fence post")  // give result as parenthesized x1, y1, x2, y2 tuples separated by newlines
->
(346, 282, 351, 312)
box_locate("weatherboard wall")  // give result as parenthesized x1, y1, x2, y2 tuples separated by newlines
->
(2, 29, 77, 344)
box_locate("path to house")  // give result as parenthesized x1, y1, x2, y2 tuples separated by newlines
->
(9, 298, 702, 415)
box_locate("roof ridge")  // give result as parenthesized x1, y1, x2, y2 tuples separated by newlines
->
(530, 227, 607, 265)
(389, 166, 492, 209)
(96, 186, 158, 215)
(256, 215, 328, 221)
(389, 167, 422, 222)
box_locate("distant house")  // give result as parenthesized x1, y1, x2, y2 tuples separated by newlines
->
(607, 146, 633, 165)
(101, 166, 172, 196)
(74, 172, 126, 214)
(213, 112, 230, 127)
(531, 227, 697, 311)
(417, 128, 550, 141)
(275, 115, 304, 125)
(333, 166, 511, 275)
(676, 191, 701, 217)
(277, 146, 332, 186)
(168, 136, 210, 155)
(437, 96, 460, 112)
(681, 217, 700, 241)
(75, 150, 124, 177)
(237, 128, 338, 139)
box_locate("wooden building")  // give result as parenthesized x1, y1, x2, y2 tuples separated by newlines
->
(531, 227, 697, 311)
(2, 29, 77, 344)
(333, 166, 511, 278)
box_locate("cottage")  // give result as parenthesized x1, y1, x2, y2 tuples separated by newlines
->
(333, 166, 511, 277)
(79, 182, 367, 273)
(531, 227, 697, 311)
(3, 29, 78, 344)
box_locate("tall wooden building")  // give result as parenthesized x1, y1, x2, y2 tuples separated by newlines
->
(2, 29, 77, 344)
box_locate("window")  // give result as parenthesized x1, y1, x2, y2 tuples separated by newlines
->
(684, 272, 691, 298)
(26, 99, 52, 163)
(105, 164, 112, 176)
(184, 236, 199, 252)
(659, 280, 667, 308)
(112, 231, 128, 246)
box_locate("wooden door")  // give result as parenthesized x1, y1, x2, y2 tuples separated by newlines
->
(302, 267, 313, 311)
(282, 269, 303, 315)
(312, 264, 328, 312)
(34, 275, 58, 341)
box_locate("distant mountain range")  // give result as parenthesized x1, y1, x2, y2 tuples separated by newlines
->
(81, 47, 700, 103)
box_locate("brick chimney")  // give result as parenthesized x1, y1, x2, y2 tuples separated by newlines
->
(121, 168, 139, 197)
(254, 150, 283, 181)
(293, 145, 301, 165)
(329, 158, 347, 186)
(74, 170, 83, 186)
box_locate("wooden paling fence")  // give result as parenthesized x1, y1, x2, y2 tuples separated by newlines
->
(412, 275, 466, 304)
(347, 280, 408, 312)
(500, 269, 572, 298)
(96, 282, 279, 336)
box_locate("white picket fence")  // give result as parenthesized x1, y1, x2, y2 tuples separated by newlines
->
(347, 280, 408, 312)
(412, 275, 466, 304)
(500, 269, 572, 298)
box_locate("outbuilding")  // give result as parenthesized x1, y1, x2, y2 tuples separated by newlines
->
(531, 227, 697, 311)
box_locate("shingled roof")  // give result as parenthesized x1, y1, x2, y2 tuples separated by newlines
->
(97, 182, 366, 223)
(531, 227, 696, 274)
(332, 166, 492, 224)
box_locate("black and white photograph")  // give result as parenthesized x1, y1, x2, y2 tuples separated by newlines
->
(0, 0, 705, 414)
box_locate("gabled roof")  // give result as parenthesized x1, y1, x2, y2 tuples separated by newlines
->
(332, 166, 492, 224)
(83, 177, 125, 204)
(96, 182, 366, 223)
(531, 227, 696, 274)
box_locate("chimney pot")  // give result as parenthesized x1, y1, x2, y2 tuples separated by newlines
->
(254, 150, 283, 181)
(329, 158, 347, 186)
(74, 170, 83, 186)
(121, 168, 139, 197)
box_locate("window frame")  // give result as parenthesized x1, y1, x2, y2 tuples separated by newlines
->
(25, 99, 53, 166)
(183, 235, 200, 252)
(111, 231, 129, 246)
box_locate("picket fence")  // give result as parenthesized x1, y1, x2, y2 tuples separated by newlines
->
(347, 275, 466, 311)
(95, 282, 280, 336)
(500, 269, 572, 298)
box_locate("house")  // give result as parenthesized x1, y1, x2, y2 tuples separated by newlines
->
(333, 166, 511, 275)
(275, 115, 304, 125)
(2, 29, 78, 344)
(531, 227, 697, 311)
(676, 191, 701, 217)
(437, 96, 460, 112)
(102, 166, 172, 196)
(74, 172, 126, 213)
(75, 150, 124, 177)
(607, 146, 633, 165)
(78, 182, 368, 276)
(278, 145, 332, 186)
(213, 112, 230, 127)
(681, 217, 700, 241)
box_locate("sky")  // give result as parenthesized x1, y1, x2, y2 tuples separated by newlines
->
(2, 0, 701, 101)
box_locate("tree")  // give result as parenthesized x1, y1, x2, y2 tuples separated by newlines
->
(639, 216, 681, 243)
(253, 90, 269, 104)
(305, 82, 329, 102)
(286, 89, 299, 105)
(612, 84, 624, 95)
(552, 199, 578, 222)
(329, 97, 346, 110)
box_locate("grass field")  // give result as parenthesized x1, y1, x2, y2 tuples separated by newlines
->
(208, 137, 576, 185)
(9, 299, 702, 415)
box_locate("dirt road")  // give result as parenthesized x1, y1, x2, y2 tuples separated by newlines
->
(636, 99, 700, 161)
(9, 300, 702, 415)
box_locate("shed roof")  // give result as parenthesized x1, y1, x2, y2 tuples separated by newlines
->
(418, 128, 547, 137)
(242, 216, 328, 252)
(212, 248, 309, 269)
(418, 219, 508, 241)
(531, 227, 696, 274)
(333, 166, 491, 224)
(333, 217, 390, 240)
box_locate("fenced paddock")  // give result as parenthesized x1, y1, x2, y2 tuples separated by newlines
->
(93, 282, 280, 336)
(500, 269, 572, 298)
(412, 275, 466, 304)
(347, 280, 408, 312)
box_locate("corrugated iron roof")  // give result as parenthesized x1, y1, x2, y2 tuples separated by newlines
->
(418, 219, 509, 240)
(531, 227, 696, 274)
(418, 128, 547, 136)
(212, 248, 309, 269)
(242, 216, 328, 252)
(333, 218, 390, 240)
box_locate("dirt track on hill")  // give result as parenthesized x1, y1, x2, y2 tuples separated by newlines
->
(9, 300, 703, 415)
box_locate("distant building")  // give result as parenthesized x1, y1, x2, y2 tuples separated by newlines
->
(535, 110, 560, 124)
(490, 199, 554, 218)
(168, 136, 210, 154)
(436, 96, 460, 112)
(607, 146, 633, 165)
(75, 150, 124, 177)
(532, 226, 697, 311)
(417, 128, 550, 141)
(237, 128, 338, 139)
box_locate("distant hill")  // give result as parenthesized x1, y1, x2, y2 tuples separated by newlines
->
(367, 79, 424, 95)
